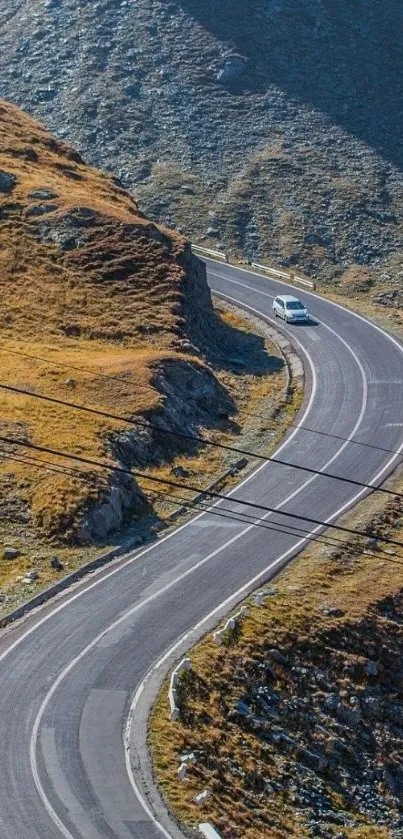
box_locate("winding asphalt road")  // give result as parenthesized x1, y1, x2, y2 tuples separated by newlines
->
(1, 261, 403, 839)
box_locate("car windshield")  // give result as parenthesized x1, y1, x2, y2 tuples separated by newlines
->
(286, 301, 305, 310)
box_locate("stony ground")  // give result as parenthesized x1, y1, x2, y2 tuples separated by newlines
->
(1, 0, 403, 289)
(150, 472, 403, 839)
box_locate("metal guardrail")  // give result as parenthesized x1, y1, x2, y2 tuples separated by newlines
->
(191, 244, 228, 262)
(251, 262, 316, 290)
(191, 247, 316, 289)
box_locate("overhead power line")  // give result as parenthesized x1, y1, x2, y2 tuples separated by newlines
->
(1, 447, 402, 566)
(0, 381, 402, 503)
(1, 434, 402, 549)
(1, 345, 402, 461)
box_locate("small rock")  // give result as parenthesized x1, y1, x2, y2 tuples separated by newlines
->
(3, 547, 20, 560)
(172, 465, 190, 478)
(235, 700, 251, 716)
(322, 605, 345, 617)
(324, 693, 340, 711)
(364, 659, 378, 677)
(194, 789, 211, 806)
(177, 763, 187, 780)
(180, 752, 196, 764)
(337, 703, 361, 725)
(264, 586, 278, 597)
(217, 54, 246, 83)
(50, 556, 64, 571)
(0, 169, 16, 194)
(268, 648, 288, 666)
(363, 696, 380, 714)
(365, 537, 379, 551)
(296, 746, 328, 771)
(26, 569, 39, 581)
(29, 188, 58, 200)
(25, 203, 58, 217)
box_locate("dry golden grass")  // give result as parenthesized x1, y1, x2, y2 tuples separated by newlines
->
(0, 100, 192, 348)
(0, 339, 163, 538)
(0, 100, 294, 599)
(0, 100, 204, 552)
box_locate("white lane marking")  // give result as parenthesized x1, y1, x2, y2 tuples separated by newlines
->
(3, 263, 401, 838)
(30, 308, 372, 839)
(21, 319, 319, 839)
(208, 259, 403, 356)
(386, 423, 403, 428)
(124, 691, 174, 839)
(0, 331, 316, 671)
(39, 728, 102, 839)
(126, 409, 403, 839)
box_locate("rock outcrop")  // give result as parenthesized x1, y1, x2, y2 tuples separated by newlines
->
(0, 99, 234, 543)
(0, 0, 403, 283)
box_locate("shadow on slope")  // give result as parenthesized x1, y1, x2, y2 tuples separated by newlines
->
(178, 0, 403, 170)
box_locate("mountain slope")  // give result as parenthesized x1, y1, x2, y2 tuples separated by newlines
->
(0, 98, 211, 544)
(0, 0, 403, 290)
(0, 100, 289, 611)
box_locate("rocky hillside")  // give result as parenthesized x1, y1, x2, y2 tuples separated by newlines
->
(0, 98, 256, 550)
(0, 0, 403, 291)
(150, 488, 403, 839)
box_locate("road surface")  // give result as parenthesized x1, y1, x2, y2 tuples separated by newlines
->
(0, 261, 402, 839)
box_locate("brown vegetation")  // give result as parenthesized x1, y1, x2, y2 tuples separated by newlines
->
(0, 100, 291, 604)
(150, 469, 403, 839)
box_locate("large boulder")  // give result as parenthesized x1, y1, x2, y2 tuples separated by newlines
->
(217, 54, 247, 83)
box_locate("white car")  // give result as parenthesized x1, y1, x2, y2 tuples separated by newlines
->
(272, 294, 310, 323)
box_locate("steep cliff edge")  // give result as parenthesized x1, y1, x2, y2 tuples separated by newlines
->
(0, 99, 225, 545)
(0, 100, 289, 605)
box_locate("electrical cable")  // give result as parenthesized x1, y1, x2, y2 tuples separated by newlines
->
(1, 344, 403, 460)
(1, 434, 402, 549)
(0, 381, 402, 503)
(1, 447, 402, 564)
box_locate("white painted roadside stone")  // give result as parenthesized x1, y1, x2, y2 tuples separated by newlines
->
(212, 605, 249, 643)
(195, 789, 211, 806)
(177, 762, 187, 781)
(199, 824, 223, 839)
(177, 657, 192, 674)
(168, 658, 192, 719)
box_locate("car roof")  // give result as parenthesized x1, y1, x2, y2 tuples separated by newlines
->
(277, 294, 303, 303)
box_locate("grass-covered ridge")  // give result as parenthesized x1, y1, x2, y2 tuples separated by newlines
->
(0, 100, 293, 610)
